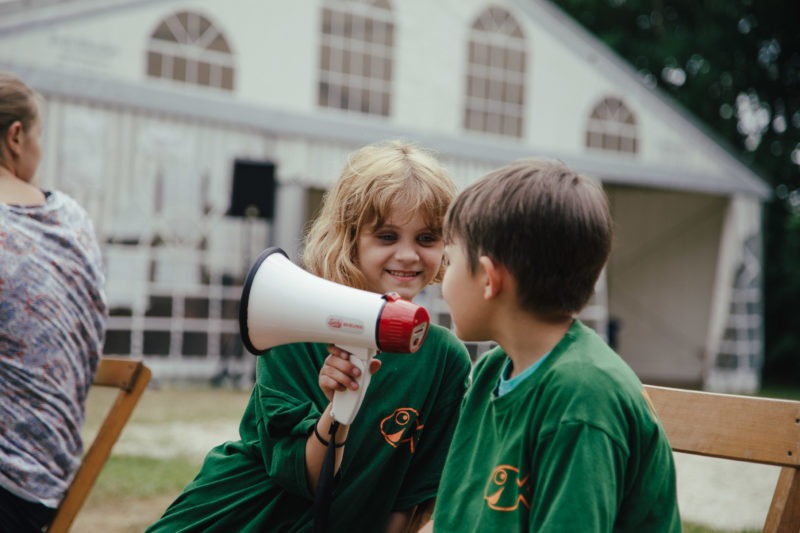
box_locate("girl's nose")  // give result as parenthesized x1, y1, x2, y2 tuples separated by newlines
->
(395, 241, 420, 262)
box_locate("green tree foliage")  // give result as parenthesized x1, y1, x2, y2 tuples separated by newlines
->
(548, 0, 800, 383)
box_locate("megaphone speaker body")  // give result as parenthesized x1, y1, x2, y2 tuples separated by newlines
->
(240, 247, 430, 424)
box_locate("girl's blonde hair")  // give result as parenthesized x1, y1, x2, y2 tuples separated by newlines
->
(0, 72, 40, 166)
(303, 140, 456, 291)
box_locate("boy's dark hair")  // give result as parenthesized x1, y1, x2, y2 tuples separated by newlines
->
(444, 158, 613, 319)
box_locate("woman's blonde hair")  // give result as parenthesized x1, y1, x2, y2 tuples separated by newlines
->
(303, 140, 456, 291)
(0, 72, 40, 165)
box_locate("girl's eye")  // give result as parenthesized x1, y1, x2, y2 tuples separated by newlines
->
(377, 233, 397, 242)
(417, 234, 439, 245)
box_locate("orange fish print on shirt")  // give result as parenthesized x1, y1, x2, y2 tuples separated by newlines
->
(484, 465, 532, 512)
(380, 407, 424, 453)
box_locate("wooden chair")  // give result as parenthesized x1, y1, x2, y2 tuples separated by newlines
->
(644, 385, 800, 533)
(47, 357, 152, 533)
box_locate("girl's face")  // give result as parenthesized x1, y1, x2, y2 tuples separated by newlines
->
(356, 205, 444, 301)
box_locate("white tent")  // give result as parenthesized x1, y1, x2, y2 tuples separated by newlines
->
(0, 0, 769, 391)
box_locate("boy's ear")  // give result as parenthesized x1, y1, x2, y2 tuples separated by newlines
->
(478, 255, 504, 300)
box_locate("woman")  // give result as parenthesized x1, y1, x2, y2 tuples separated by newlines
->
(0, 71, 108, 532)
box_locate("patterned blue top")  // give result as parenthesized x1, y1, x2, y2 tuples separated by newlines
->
(0, 191, 107, 508)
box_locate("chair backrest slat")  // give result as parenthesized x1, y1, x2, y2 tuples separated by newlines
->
(91, 358, 144, 391)
(644, 385, 800, 467)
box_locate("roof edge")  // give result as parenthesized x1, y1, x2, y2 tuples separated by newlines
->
(0, 59, 770, 199)
(0, 0, 181, 35)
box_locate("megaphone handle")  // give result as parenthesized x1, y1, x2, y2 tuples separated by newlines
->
(331, 346, 375, 425)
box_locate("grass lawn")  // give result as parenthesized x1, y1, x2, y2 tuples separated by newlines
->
(71, 384, 771, 532)
(758, 385, 800, 401)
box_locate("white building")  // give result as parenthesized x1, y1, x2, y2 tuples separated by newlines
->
(0, 0, 769, 392)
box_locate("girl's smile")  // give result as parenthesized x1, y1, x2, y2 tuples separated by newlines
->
(387, 270, 422, 279)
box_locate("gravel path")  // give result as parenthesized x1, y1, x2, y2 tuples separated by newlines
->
(674, 452, 778, 531)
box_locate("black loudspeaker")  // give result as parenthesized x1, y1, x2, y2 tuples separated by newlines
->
(227, 159, 276, 220)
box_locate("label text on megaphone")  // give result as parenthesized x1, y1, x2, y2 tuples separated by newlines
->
(327, 316, 365, 334)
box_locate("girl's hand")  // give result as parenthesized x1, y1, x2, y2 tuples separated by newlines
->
(318, 344, 382, 402)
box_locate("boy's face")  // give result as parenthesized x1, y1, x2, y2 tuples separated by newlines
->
(356, 206, 443, 301)
(442, 240, 489, 341)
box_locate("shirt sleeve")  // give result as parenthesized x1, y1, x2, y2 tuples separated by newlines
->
(250, 344, 330, 500)
(529, 421, 628, 532)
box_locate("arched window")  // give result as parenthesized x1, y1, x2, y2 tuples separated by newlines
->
(318, 0, 394, 116)
(464, 6, 526, 138)
(147, 10, 235, 91)
(585, 96, 638, 154)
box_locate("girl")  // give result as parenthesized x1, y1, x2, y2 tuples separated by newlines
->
(148, 140, 471, 532)
(0, 72, 107, 532)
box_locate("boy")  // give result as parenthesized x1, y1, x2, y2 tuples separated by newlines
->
(426, 159, 681, 531)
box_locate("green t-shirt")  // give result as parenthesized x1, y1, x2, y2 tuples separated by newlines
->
(433, 320, 681, 532)
(147, 324, 470, 533)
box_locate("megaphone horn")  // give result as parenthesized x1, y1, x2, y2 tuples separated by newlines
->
(239, 247, 430, 424)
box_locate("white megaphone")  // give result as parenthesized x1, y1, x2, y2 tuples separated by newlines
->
(239, 247, 430, 425)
